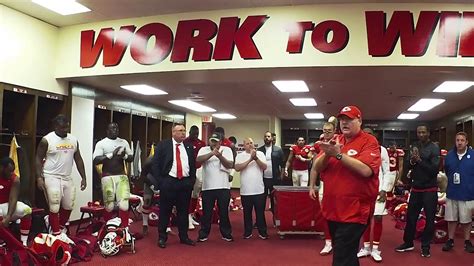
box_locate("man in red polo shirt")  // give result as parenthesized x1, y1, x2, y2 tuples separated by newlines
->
(313, 106, 381, 266)
(183, 125, 206, 230)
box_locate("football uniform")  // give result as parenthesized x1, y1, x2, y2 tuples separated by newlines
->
(290, 145, 312, 186)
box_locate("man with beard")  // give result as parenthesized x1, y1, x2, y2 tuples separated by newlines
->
(285, 137, 312, 186)
(257, 131, 284, 219)
(93, 122, 134, 227)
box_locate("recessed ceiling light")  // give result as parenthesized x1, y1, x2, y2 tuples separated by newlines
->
(397, 113, 419, 120)
(304, 113, 324, 119)
(433, 81, 474, 93)
(272, 80, 309, 92)
(120, 85, 168, 95)
(408, 98, 445, 111)
(212, 113, 236, 119)
(169, 100, 216, 113)
(32, 0, 91, 15)
(289, 98, 317, 106)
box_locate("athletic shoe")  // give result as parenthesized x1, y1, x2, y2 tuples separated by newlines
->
(56, 232, 75, 245)
(357, 247, 371, 258)
(442, 239, 454, 251)
(421, 247, 431, 258)
(243, 234, 252, 239)
(258, 233, 269, 240)
(188, 218, 195, 230)
(465, 240, 474, 253)
(395, 242, 414, 252)
(222, 236, 234, 242)
(371, 249, 382, 262)
(320, 242, 333, 255)
(191, 216, 200, 226)
(197, 236, 208, 242)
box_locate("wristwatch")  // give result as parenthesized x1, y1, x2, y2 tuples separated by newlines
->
(335, 153, 343, 160)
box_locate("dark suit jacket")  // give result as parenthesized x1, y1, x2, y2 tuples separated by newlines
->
(151, 139, 196, 189)
(257, 144, 285, 181)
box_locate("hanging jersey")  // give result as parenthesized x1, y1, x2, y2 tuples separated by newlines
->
(93, 137, 133, 159)
(387, 148, 405, 172)
(439, 149, 448, 170)
(290, 145, 311, 170)
(43, 132, 78, 176)
(0, 174, 16, 204)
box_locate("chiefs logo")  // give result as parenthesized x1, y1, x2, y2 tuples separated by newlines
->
(347, 149, 358, 156)
(341, 106, 351, 112)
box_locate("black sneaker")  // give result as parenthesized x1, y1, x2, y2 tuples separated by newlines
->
(421, 248, 431, 258)
(244, 233, 252, 239)
(395, 243, 415, 252)
(464, 240, 474, 253)
(197, 236, 208, 242)
(222, 236, 234, 242)
(442, 239, 454, 251)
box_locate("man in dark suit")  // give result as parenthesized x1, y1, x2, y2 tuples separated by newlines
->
(257, 131, 285, 217)
(152, 123, 196, 248)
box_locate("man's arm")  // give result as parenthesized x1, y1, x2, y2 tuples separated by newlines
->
(254, 153, 267, 170)
(35, 138, 48, 191)
(217, 148, 234, 169)
(123, 141, 134, 163)
(314, 153, 330, 173)
(92, 141, 107, 165)
(235, 156, 252, 171)
(197, 149, 214, 163)
(74, 142, 87, 190)
(284, 150, 294, 176)
(416, 144, 440, 177)
(2, 177, 20, 225)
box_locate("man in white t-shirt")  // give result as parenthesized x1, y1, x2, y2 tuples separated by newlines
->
(36, 115, 87, 238)
(196, 133, 234, 242)
(93, 122, 134, 227)
(235, 138, 269, 239)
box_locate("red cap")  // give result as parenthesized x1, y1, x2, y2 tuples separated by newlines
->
(337, 106, 362, 119)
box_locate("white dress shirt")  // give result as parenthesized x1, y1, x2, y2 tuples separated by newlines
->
(169, 138, 190, 178)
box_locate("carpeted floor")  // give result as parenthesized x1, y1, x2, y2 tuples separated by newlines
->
(81, 201, 473, 266)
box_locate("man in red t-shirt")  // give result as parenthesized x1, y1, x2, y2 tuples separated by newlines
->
(183, 125, 206, 230)
(0, 157, 32, 246)
(313, 106, 381, 266)
(284, 137, 312, 186)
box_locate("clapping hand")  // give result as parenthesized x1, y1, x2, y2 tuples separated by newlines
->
(250, 149, 257, 160)
(317, 139, 342, 157)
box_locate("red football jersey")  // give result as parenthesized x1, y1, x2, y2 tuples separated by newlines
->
(184, 137, 206, 168)
(387, 148, 405, 172)
(0, 174, 16, 204)
(290, 145, 312, 170)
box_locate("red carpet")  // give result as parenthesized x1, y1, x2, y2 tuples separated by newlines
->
(80, 202, 473, 266)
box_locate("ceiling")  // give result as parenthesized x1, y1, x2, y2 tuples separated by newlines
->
(2, 1, 473, 121)
(1, 0, 472, 27)
(66, 66, 474, 121)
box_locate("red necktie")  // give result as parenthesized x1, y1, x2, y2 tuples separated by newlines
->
(175, 143, 183, 179)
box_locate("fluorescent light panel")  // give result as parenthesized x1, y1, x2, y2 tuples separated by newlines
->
(289, 98, 317, 106)
(212, 113, 236, 119)
(433, 81, 474, 93)
(169, 100, 216, 113)
(272, 80, 309, 92)
(304, 113, 324, 119)
(120, 84, 167, 95)
(408, 98, 445, 111)
(397, 113, 419, 120)
(32, 0, 91, 15)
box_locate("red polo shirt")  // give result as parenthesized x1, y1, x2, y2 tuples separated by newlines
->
(184, 137, 206, 169)
(320, 131, 381, 224)
(290, 145, 312, 170)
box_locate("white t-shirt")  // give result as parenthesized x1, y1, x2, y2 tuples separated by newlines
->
(263, 145, 273, 179)
(235, 151, 266, 196)
(198, 146, 234, 191)
(43, 132, 78, 177)
(93, 137, 133, 159)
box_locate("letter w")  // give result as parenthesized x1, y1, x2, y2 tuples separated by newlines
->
(80, 25, 136, 68)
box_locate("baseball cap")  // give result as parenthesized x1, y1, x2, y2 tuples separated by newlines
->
(209, 132, 222, 142)
(337, 105, 362, 119)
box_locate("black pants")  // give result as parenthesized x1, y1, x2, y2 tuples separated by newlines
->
(328, 221, 367, 266)
(199, 189, 232, 238)
(158, 177, 193, 242)
(403, 191, 437, 248)
(263, 178, 275, 213)
(241, 193, 267, 236)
